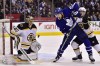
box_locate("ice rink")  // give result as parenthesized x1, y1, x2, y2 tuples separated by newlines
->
(0, 35, 100, 66)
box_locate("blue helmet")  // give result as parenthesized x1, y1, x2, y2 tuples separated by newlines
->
(54, 7, 63, 15)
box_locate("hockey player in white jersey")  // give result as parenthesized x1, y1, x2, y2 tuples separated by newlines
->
(71, 7, 100, 61)
(11, 16, 41, 61)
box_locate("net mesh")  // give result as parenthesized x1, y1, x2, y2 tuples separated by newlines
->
(0, 19, 11, 55)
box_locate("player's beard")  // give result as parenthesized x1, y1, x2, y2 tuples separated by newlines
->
(57, 13, 63, 20)
(28, 21, 33, 27)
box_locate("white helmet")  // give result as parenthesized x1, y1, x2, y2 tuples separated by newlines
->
(79, 7, 86, 12)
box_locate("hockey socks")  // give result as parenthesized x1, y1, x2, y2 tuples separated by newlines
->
(73, 47, 81, 56)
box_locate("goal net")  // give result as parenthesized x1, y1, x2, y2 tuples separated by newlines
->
(0, 19, 12, 55)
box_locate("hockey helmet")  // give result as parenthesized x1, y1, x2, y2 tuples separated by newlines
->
(79, 7, 86, 12)
(54, 7, 63, 15)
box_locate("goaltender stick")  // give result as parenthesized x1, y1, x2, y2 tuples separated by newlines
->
(10, 16, 41, 61)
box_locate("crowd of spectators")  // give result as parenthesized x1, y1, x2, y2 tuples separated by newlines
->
(54, 0, 100, 21)
(12, 0, 52, 17)
(0, 0, 52, 18)
(0, 0, 100, 21)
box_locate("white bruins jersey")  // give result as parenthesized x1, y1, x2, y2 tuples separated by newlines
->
(76, 18, 94, 38)
(16, 23, 37, 49)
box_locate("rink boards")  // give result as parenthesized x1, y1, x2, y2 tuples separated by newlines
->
(0, 21, 100, 37)
(34, 21, 100, 36)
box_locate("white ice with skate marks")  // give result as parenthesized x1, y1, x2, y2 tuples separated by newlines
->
(0, 35, 100, 66)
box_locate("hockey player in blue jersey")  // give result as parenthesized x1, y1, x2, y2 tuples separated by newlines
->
(53, 6, 95, 63)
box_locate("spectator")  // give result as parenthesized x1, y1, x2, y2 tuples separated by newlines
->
(96, 12, 100, 21)
(0, 0, 99, 20)
(0, 9, 4, 19)
(90, 12, 98, 21)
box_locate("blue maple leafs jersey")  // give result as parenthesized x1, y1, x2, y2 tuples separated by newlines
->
(56, 7, 76, 33)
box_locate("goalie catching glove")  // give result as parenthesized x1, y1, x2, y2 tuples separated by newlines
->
(30, 41, 41, 53)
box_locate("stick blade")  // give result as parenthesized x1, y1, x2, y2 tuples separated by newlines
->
(30, 61, 35, 64)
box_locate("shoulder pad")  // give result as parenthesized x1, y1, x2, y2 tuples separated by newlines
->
(32, 24, 37, 28)
(17, 23, 28, 30)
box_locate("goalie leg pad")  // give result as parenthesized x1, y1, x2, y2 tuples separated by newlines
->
(18, 53, 38, 61)
(17, 49, 38, 61)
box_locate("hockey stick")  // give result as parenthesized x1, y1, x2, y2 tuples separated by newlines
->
(2, 25, 19, 48)
(20, 48, 35, 64)
(61, 21, 77, 50)
(2, 25, 11, 36)
(2, 25, 36, 64)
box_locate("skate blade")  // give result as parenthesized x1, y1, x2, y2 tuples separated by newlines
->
(72, 59, 82, 62)
(53, 60, 57, 62)
(90, 61, 95, 64)
(53, 59, 59, 63)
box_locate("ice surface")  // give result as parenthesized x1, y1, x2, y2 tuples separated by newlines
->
(0, 35, 100, 66)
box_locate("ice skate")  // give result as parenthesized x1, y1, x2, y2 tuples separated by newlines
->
(72, 53, 82, 62)
(89, 55, 95, 64)
(53, 55, 61, 62)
